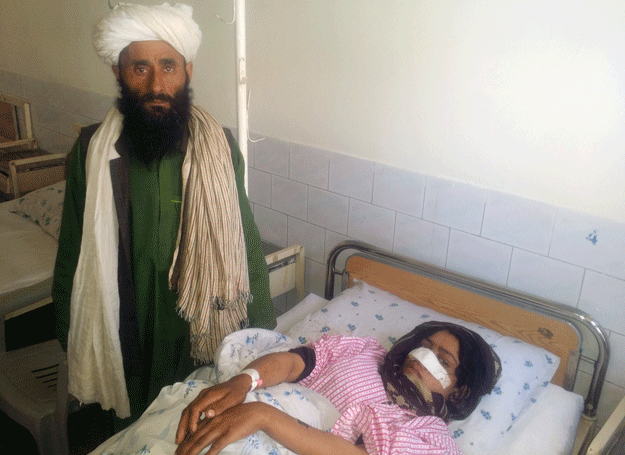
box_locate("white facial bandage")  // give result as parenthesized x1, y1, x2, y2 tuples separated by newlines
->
(408, 347, 451, 389)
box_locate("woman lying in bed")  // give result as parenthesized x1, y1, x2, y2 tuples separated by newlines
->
(175, 321, 501, 455)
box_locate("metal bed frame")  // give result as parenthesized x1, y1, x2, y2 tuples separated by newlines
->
(325, 240, 610, 454)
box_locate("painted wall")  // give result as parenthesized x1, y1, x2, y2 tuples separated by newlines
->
(1, 0, 624, 223)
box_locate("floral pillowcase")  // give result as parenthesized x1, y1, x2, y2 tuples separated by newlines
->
(11, 180, 65, 241)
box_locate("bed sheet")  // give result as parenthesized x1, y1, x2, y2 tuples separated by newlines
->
(281, 292, 583, 455)
(90, 329, 340, 455)
(0, 200, 57, 301)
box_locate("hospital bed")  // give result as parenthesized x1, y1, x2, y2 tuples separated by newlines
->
(0, 185, 61, 350)
(87, 240, 620, 455)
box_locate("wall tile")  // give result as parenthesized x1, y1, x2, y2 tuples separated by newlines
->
(482, 193, 557, 255)
(79, 90, 114, 121)
(596, 381, 625, 432)
(20, 75, 51, 106)
(574, 372, 624, 429)
(423, 177, 486, 235)
(607, 331, 625, 388)
(290, 143, 330, 189)
(507, 249, 584, 306)
(305, 258, 327, 297)
(31, 103, 91, 141)
(307, 187, 349, 234)
(325, 230, 351, 265)
(272, 293, 287, 316)
(288, 217, 326, 263)
(328, 153, 374, 202)
(252, 136, 290, 177)
(393, 213, 449, 267)
(446, 230, 512, 286)
(347, 199, 395, 251)
(253, 205, 288, 248)
(0, 70, 25, 98)
(550, 209, 625, 280)
(0, 71, 14, 97)
(247, 168, 271, 207)
(579, 271, 625, 334)
(33, 126, 75, 155)
(373, 163, 425, 217)
(271, 176, 308, 219)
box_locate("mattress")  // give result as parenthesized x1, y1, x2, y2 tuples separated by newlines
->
(0, 199, 57, 308)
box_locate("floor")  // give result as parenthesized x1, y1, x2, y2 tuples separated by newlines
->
(0, 405, 110, 455)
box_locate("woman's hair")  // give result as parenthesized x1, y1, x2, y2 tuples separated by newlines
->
(380, 321, 501, 421)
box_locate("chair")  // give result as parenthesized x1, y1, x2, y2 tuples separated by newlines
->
(0, 92, 66, 199)
(0, 295, 69, 455)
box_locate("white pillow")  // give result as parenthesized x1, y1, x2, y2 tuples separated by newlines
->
(11, 180, 65, 241)
(284, 280, 560, 455)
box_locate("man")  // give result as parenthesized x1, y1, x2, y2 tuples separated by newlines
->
(52, 2, 275, 425)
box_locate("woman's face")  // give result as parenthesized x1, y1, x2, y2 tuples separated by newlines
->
(402, 330, 460, 398)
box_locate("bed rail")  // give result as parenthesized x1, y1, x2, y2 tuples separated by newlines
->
(324, 240, 610, 424)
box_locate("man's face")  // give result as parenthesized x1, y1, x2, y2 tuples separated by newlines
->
(113, 40, 193, 117)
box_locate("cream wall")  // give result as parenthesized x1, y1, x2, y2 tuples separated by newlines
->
(1, 0, 624, 221)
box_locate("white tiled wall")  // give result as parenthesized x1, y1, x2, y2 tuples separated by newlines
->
(3, 68, 624, 431)
(247, 126, 625, 430)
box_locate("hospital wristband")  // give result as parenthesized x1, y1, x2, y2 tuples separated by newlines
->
(239, 368, 263, 392)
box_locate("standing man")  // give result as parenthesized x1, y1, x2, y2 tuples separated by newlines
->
(52, 2, 275, 425)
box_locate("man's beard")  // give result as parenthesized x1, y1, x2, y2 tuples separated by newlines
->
(116, 77, 192, 164)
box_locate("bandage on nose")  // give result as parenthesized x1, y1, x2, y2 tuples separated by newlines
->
(408, 347, 451, 389)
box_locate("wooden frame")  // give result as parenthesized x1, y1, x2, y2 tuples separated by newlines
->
(0, 93, 66, 199)
(266, 244, 305, 302)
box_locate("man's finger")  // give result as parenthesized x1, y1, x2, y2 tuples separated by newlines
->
(177, 419, 221, 455)
(188, 404, 203, 434)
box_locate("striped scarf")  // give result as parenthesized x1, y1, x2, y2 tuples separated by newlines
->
(170, 105, 251, 364)
(69, 106, 249, 418)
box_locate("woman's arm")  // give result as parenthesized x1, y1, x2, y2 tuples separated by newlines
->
(176, 351, 306, 443)
(175, 402, 367, 455)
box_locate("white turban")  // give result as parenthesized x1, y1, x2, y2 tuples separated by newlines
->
(93, 2, 202, 65)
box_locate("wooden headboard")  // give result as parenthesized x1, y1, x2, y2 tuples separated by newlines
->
(344, 254, 578, 387)
(325, 240, 609, 422)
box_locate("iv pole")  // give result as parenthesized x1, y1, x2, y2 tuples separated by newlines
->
(218, 0, 249, 192)
(235, 0, 248, 193)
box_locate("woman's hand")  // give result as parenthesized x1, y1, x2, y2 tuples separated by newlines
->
(176, 375, 251, 444)
(177, 352, 306, 444)
(175, 402, 270, 455)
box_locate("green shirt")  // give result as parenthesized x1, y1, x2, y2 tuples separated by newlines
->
(53, 126, 275, 423)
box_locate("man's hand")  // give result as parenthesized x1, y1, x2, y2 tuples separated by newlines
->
(176, 375, 251, 444)
(175, 402, 270, 455)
